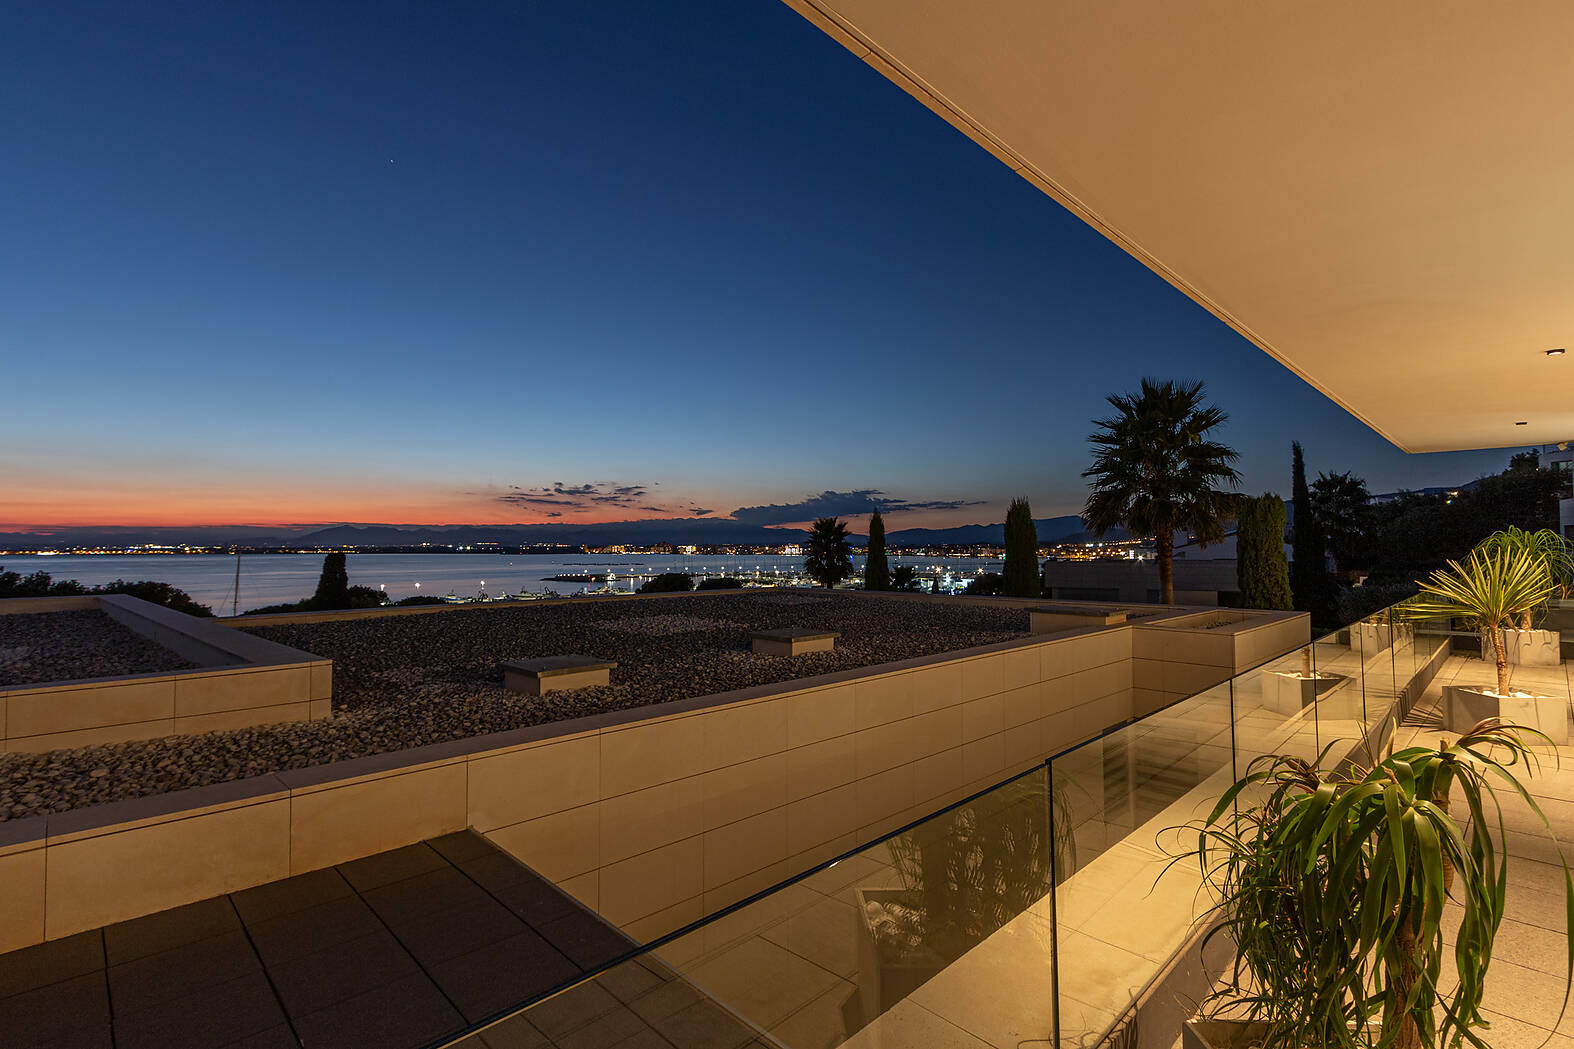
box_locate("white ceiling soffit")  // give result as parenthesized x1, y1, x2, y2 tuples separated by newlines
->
(782, 0, 1574, 453)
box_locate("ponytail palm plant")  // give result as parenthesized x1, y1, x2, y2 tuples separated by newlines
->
(1189, 720, 1573, 1049)
(1398, 547, 1557, 696)
(1475, 527, 1573, 628)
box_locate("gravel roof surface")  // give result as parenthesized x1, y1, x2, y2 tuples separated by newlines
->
(0, 593, 1028, 821)
(0, 610, 196, 687)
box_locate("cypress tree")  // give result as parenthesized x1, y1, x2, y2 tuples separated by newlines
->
(1002, 498, 1042, 598)
(312, 552, 351, 610)
(1236, 496, 1260, 605)
(864, 508, 890, 591)
(1290, 443, 1331, 620)
(1237, 494, 1293, 610)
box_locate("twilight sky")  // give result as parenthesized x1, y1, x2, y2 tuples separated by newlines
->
(0, 1, 1519, 533)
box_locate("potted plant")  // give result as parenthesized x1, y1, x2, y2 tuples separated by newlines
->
(1352, 611, 1412, 657)
(1180, 719, 1573, 1049)
(1399, 546, 1564, 741)
(1476, 528, 1571, 666)
(1260, 644, 1346, 716)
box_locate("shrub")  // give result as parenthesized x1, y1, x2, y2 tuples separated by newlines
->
(1333, 582, 1417, 626)
(0, 567, 212, 616)
(394, 595, 448, 606)
(346, 585, 388, 608)
(242, 601, 312, 615)
(696, 577, 744, 590)
(637, 572, 695, 594)
(891, 565, 920, 591)
(967, 572, 1007, 596)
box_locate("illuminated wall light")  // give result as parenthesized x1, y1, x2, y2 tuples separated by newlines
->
(1548, 348, 1567, 356)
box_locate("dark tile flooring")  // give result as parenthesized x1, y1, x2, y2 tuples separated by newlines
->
(0, 832, 774, 1049)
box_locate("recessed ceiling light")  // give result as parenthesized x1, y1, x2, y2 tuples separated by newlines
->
(1549, 348, 1567, 356)
(1515, 420, 1529, 426)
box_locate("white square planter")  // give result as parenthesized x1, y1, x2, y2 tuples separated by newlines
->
(1182, 1019, 1266, 1049)
(1354, 620, 1392, 655)
(1504, 629, 1561, 667)
(1443, 683, 1569, 743)
(1261, 670, 1348, 716)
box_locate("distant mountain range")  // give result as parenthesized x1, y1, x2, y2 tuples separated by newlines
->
(1, 514, 1115, 551)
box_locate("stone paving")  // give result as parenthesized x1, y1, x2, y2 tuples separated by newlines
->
(1419, 655, 1574, 1049)
(0, 831, 761, 1049)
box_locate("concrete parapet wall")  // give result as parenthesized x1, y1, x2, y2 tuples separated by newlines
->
(0, 603, 1309, 956)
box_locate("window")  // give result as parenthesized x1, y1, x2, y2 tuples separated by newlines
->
(1553, 460, 1574, 501)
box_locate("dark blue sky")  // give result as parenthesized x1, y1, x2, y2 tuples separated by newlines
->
(0, 1, 1516, 530)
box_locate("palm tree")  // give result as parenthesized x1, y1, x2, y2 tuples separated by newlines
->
(1400, 546, 1556, 694)
(1476, 527, 1572, 628)
(804, 517, 853, 588)
(1083, 379, 1240, 604)
(1309, 470, 1371, 573)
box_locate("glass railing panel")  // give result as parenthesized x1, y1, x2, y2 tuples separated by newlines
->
(1351, 612, 1399, 733)
(1389, 606, 1420, 711)
(436, 764, 1063, 1049)
(656, 765, 1059, 1049)
(430, 597, 1460, 1049)
(1236, 641, 1322, 768)
(1048, 680, 1236, 1049)
(1307, 624, 1367, 753)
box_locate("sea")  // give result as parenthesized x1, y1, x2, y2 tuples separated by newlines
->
(0, 553, 1004, 615)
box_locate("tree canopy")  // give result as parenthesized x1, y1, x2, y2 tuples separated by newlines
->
(1083, 378, 1239, 603)
(804, 517, 853, 588)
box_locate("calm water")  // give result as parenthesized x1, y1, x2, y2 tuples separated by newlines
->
(0, 553, 1002, 614)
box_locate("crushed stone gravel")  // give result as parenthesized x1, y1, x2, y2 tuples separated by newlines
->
(0, 610, 195, 687)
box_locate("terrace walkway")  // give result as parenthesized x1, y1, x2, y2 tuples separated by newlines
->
(1413, 656, 1574, 1048)
(0, 831, 763, 1049)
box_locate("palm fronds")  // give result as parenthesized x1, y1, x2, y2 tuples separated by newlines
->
(1398, 547, 1557, 694)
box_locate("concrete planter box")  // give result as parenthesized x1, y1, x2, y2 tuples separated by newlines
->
(1443, 683, 1569, 743)
(1504, 629, 1561, 666)
(1182, 1019, 1267, 1049)
(1184, 1018, 1379, 1049)
(1261, 670, 1347, 716)
(0, 595, 331, 754)
(1353, 620, 1413, 655)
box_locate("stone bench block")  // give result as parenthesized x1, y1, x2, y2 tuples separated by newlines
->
(750, 629, 839, 657)
(501, 656, 616, 695)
